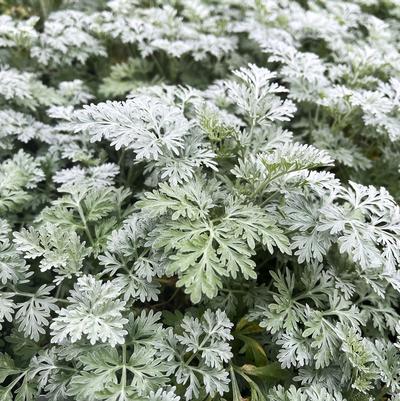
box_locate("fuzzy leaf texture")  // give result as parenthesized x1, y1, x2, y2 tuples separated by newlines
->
(1, 0, 400, 401)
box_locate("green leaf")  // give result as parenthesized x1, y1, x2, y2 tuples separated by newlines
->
(240, 363, 289, 380)
(0, 354, 19, 383)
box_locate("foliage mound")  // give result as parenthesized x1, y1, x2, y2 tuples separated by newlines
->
(1, 0, 400, 400)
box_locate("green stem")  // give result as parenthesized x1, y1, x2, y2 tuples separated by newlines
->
(248, 116, 257, 142)
(185, 331, 213, 366)
(151, 53, 165, 78)
(220, 288, 248, 295)
(76, 202, 95, 246)
(260, 191, 280, 208)
(121, 344, 127, 391)
(10, 288, 69, 305)
(38, 0, 53, 19)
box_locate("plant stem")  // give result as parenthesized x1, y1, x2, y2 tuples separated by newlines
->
(121, 344, 127, 391)
(10, 289, 69, 305)
(39, 0, 49, 18)
(76, 202, 95, 246)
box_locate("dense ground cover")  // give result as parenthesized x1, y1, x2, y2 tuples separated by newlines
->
(1, 0, 400, 400)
